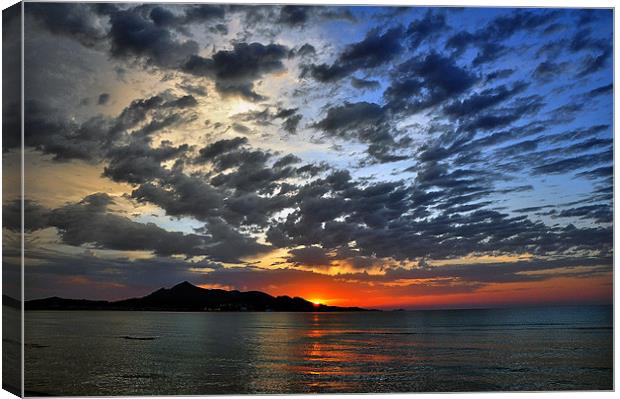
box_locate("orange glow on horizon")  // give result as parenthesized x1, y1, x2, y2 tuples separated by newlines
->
(245, 272, 612, 310)
(198, 283, 234, 290)
(56, 265, 611, 309)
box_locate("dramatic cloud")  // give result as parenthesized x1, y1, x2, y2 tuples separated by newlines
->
(313, 101, 410, 162)
(14, 193, 272, 263)
(26, 2, 110, 48)
(287, 246, 333, 268)
(21, 92, 198, 161)
(445, 10, 557, 63)
(16, 4, 612, 307)
(305, 26, 404, 82)
(385, 52, 478, 112)
(406, 10, 447, 48)
(107, 7, 199, 68)
(182, 42, 289, 101)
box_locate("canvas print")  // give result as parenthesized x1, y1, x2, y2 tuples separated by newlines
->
(1, 1, 614, 396)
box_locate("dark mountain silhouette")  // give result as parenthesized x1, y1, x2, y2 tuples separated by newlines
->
(25, 281, 370, 312)
(2, 294, 21, 309)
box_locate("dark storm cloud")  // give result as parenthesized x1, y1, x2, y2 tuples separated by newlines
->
(282, 114, 303, 134)
(182, 42, 289, 101)
(406, 10, 447, 48)
(346, 256, 612, 286)
(165, 95, 198, 108)
(586, 83, 612, 98)
(193, 217, 273, 262)
(20, 193, 271, 263)
(25, 2, 109, 48)
(2, 99, 20, 152)
(568, 28, 609, 53)
(292, 43, 316, 58)
(3, 199, 49, 233)
(546, 124, 611, 145)
(195, 137, 248, 162)
(577, 47, 612, 77)
(451, 122, 610, 184)
(313, 102, 410, 162)
(443, 81, 528, 119)
(148, 4, 227, 35)
(556, 204, 612, 224)
(103, 139, 189, 184)
(232, 106, 303, 134)
(385, 52, 478, 113)
(273, 154, 302, 168)
(287, 246, 333, 268)
(22, 100, 105, 161)
(114, 94, 198, 129)
(262, 163, 613, 263)
(108, 8, 199, 68)
(148, 6, 177, 27)
(27, 3, 230, 70)
(45, 193, 212, 257)
(206, 146, 272, 173)
(476, 124, 612, 182)
(239, 5, 354, 29)
(117, 136, 320, 231)
(18, 131, 613, 276)
(471, 42, 508, 66)
(445, 10, 555, 63)
(182, 4, 227, 23)
(566, 27, 612, 77)
(576, 166, 612, 180)
(314, 102, 385, 133)
(278, 5, 310, 26)
(532, 149, 612, 175)
(532, 60, 570, 82)
(20, 92, 198, 162)
(462, 95, 544, 131)
(130, 172, 225, 222)
(209, 153, 298, 193)
(305, 26, 404, 83)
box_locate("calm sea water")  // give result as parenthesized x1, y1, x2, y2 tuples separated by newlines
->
(24, 306, 612, 395)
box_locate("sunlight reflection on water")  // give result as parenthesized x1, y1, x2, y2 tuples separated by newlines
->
(25, 306, 612, 395)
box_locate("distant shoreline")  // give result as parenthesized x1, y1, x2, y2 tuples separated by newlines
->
(11, 294, 611, 314)
(20, 282, 373, 312)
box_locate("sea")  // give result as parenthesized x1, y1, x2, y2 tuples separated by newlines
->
(23, 305, 612, 395)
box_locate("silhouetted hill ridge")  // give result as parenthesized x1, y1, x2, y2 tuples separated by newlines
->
(25, 281, 371, 312)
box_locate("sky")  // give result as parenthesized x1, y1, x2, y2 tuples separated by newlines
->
(2, 2, 613, 309)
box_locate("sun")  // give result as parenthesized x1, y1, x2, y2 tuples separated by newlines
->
(309, 299, 326, 306)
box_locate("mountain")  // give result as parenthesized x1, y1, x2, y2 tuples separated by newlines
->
(2, 294, 21, 309)
(25, 281, 370, 312)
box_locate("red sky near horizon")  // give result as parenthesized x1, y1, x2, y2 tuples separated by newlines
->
(198, 272, 612, 310)
(22, 263, 611, 310)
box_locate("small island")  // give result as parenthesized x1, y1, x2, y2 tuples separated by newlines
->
(24, 281, 371, 312)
